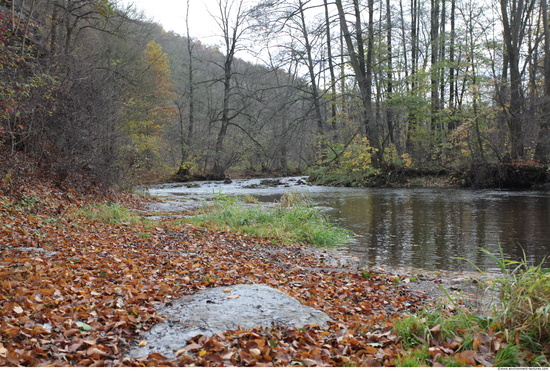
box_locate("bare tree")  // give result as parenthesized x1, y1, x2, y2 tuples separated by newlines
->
(335, 0, 383, 167)
(297, 0, 326, 136)
(211, 0, 249, 178)
(535, 0, 550, 162)
(500, 0, 536, 159)
(385, 0, 395, 145)
(249, 0, 328, 137)
(430, 0, 440, 132)
(176, 0, 196, 176)
(323, 0, 338, 134)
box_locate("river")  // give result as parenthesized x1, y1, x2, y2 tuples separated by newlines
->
(147, 177, 550, 273)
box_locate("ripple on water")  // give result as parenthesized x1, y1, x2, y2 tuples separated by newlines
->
(144, 178, 550, 272)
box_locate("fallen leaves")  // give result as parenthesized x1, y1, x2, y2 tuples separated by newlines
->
(0, 180, 514, 367)
(13, 306, 24, 314)
(171, 324, 404, 367)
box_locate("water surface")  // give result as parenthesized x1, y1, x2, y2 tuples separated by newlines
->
(148, 178, 550, 272)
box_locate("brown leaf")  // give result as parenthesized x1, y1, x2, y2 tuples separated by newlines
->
(38, 288, 54, 296)
(86, 347, 107, 357)
(222, 351, 234, 360)
(148, 352, 167, 360)
(64, 329, 80, 337)
(455, 350, 477, 366)
(492, 337, 502, 353)
(249, 348, 261, 357)
(302, 358, 317, 366)
(474, 354, 494, 367)
(174, 349, 187, 357)
(69, 340, 84, 352)
(429, 324, 441, 334)
(13, 306, 23, 314)
(184, 343, 202, 351)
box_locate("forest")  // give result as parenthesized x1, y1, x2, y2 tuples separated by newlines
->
(2, 0, 550, 367)
(1, 0, 550, 188)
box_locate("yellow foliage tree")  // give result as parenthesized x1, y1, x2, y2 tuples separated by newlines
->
(341, 136, 376, 174)
(120, 40, 177, 175)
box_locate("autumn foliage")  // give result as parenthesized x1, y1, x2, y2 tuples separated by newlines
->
(0, 171, 430, 366)
(2, 164, 550, 366)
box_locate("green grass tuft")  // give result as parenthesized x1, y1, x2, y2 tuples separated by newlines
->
(395, 247, 550, 367)
(494, 344, 523, 367)
(394, 346, 431, 367)
(72, 202, 142, 224)
(394, 305, 478, 351)
(460, 246, 550, 344)
(361, 270, 373, 279)
(187, 191, 352, 248)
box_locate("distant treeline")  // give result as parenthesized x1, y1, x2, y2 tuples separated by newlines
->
(1, 0, 549, 187)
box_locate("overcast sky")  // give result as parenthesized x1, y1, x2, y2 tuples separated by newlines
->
(119, 0, 222, 42)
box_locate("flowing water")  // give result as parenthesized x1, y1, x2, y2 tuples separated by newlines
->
(147, 177, 550, 273)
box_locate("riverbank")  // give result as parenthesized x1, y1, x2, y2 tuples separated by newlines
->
(159, 158, 550, 190)
(307, 161, 550, 189)
(1, 174, 547, 366)
(0, 178, 425, 366)
(144, 177, 550, 272)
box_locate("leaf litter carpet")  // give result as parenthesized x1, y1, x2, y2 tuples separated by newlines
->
(0, 186, 432, 366)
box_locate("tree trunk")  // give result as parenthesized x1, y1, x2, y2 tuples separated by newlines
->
(212, 53, 233, 179)
(448, 0, 456, 119)
(212, 0, 246, 178)
(323, 0, 338, 134)
(500, 0, 536, 160)
(535, 0, 550, 162)
(335, 0, 382, 167)
(386, 0, 395, 146)
(410, 0, 419, 92)
(180, 0, 195, 169)
(430, 0, 440, 131)
(398, 0, 409, 91)
(298, 0, 325, 136)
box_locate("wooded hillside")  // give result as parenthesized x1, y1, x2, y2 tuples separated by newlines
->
(1, 0, 550, 188)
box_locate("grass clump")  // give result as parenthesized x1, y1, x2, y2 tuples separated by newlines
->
(187, 191, 352, 248)
(361, 270, 373, 279)
(494, 344, 523, 367)
(1, 193, 48, 214)
(394, 347, 431, 367)
(483, 248, 550, 345)
(459, 247, 550, 346)
(71, 202, 142, 224)
(394, 304, 477, 350)
(394, 247, 550, 367)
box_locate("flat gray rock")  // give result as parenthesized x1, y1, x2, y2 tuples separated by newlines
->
(126, 284, 331, 359)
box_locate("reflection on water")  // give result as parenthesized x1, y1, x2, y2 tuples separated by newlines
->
(148, 178, 550, 272)
(315, 189, 550, 272)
